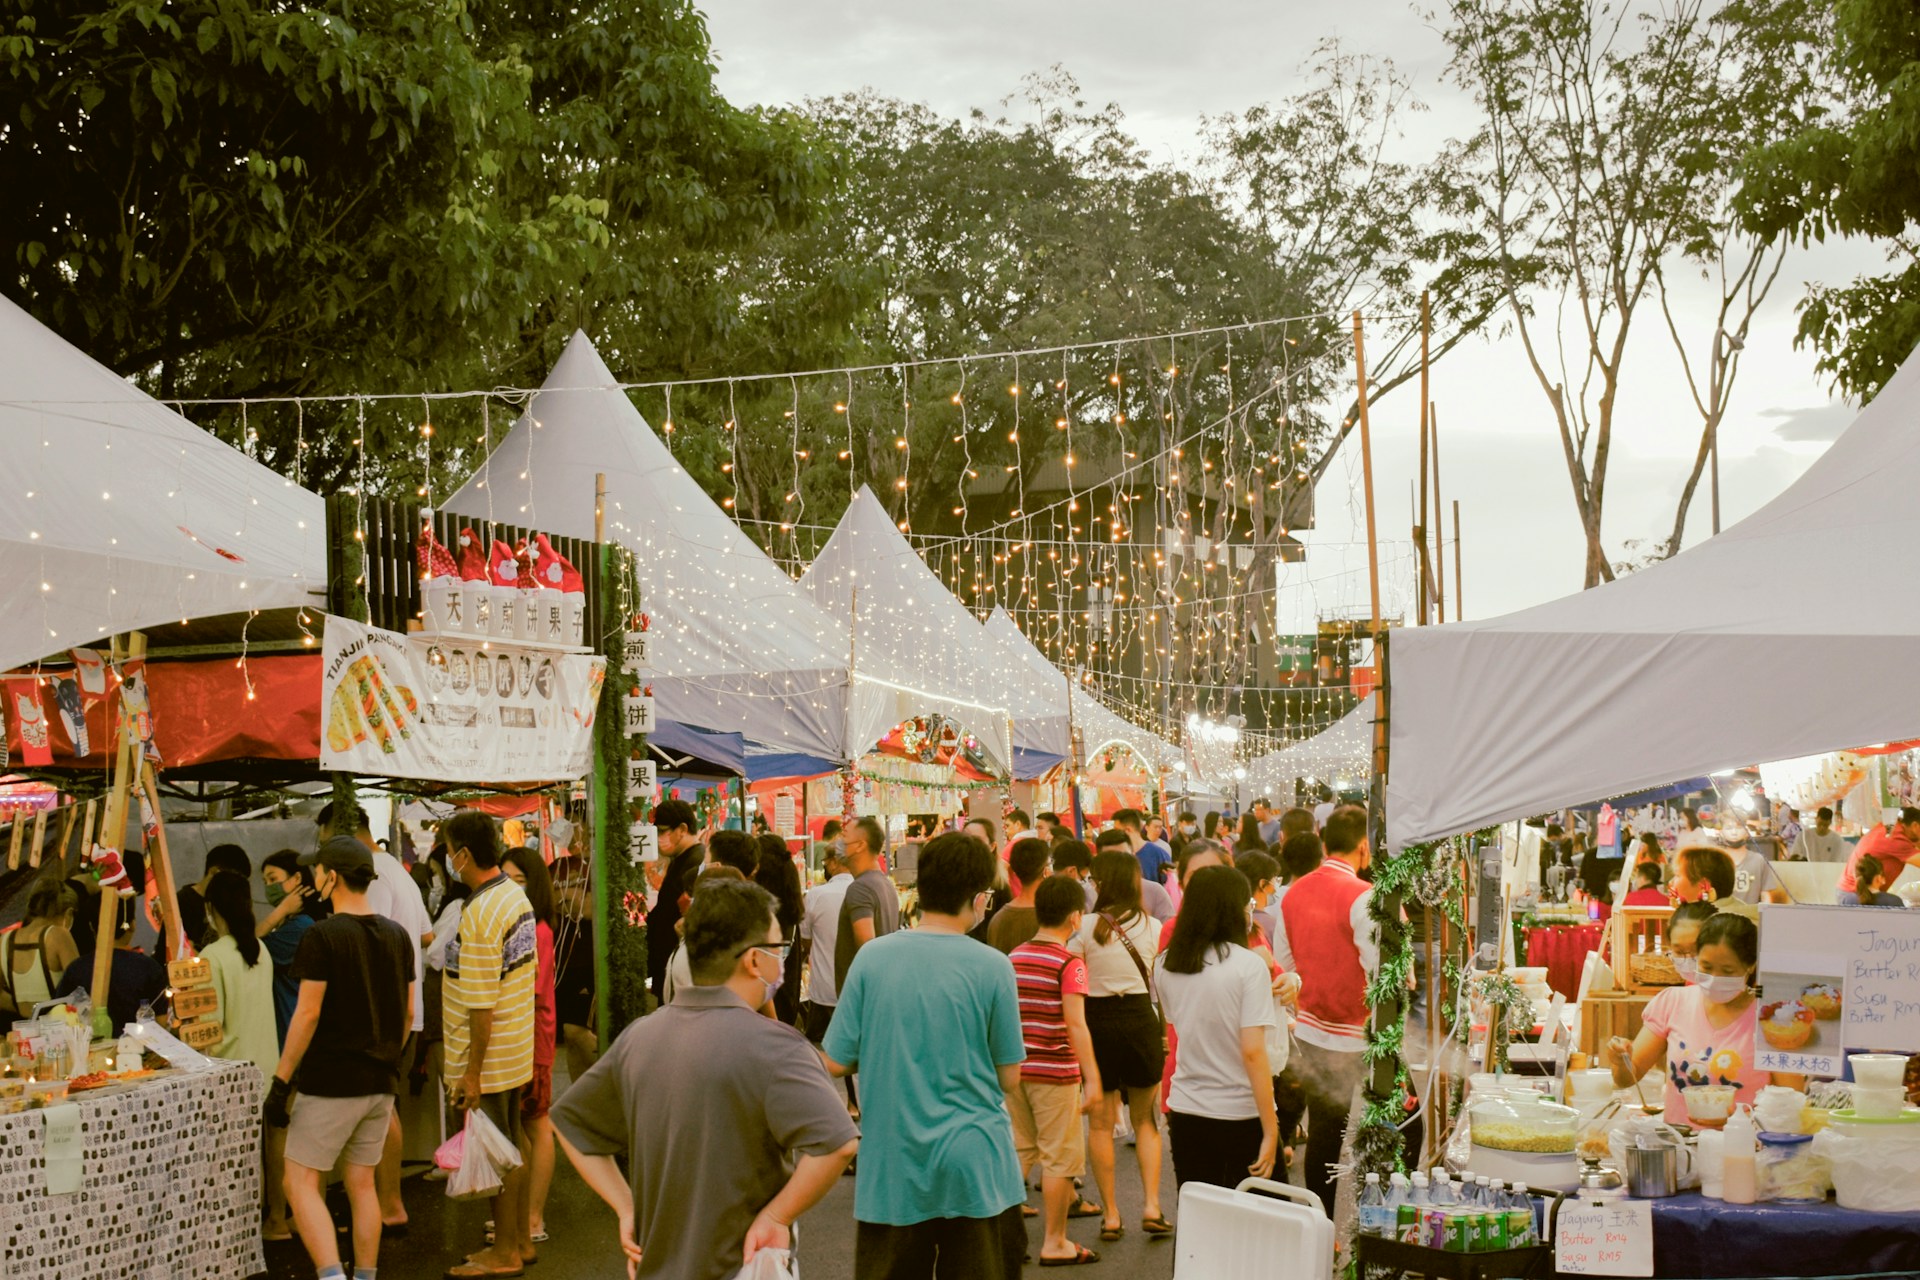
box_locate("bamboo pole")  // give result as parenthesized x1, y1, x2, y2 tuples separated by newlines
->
(1418, 293, 1431, 624)
(140, 763, 186, 962)
(1453, 500, 1464, 622)
(89, 633, 146, 1033)
(1432, 403, 1446, 624)
(1352, 314, 1383, 636)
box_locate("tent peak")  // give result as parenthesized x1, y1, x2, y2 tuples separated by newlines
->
(548, 331, 620, 391)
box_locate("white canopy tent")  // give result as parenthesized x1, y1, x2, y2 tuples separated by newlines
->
(972, 609, 1076, 774)
(799, 487, 1017, 773)
(444, 333, 849, 764)
(1387, 346, 1920, 847)
(1243, 694, 1375, 800)
(0, 295, 324, 671)
(982, 606, 1179, 779)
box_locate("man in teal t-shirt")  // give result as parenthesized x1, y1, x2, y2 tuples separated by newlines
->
(822, 831, 1030, 1279)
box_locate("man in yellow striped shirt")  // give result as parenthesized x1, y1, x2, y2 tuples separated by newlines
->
(443, 811, 539, 1277)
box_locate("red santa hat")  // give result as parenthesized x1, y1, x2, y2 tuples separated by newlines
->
(534, 534, 568, 593)
(489, 539, 521, 588)
(418, 523, 458, 581)
(456, 528, 489, 582)
(513, 539, 540, 590)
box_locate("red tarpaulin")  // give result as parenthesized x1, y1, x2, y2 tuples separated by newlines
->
(3, 655, 320, 768)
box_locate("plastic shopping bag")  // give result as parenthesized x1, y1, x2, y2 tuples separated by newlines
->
(445, 1109, 523, 1201)
(740, 1247, 796, 1280)
(434, 1129, 465, 1172)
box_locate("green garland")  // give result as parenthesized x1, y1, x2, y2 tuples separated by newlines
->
(595, 545, 650, 1037)
(1353, 829, 1495, 1184)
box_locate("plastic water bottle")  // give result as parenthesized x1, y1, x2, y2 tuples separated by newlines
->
(1359, 1172, 1393, 1237)
(1409, 1171, 1431, 1208)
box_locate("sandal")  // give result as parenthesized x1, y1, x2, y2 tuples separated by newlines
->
(444, 1265, 524, 1279)
(1022, 1204, 1039, 1218)
(1067, 1197, 1104, 1219)
(1099, 1223, 1125, 1242)
(1039, 1244, 1101, 1267)
(1142, 1215, 1174, 1237)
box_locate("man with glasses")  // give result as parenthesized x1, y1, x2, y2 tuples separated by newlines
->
(557, 878, 858, 1278)
(822, 831, 1028, 1279)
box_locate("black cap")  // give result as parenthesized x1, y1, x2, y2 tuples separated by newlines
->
(301, 835, 375, 875)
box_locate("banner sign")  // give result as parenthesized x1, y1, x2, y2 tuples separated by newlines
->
(627, 759, 657, 799)
(1757, 903, 1920, 1074)
(321, 615, 604, 783)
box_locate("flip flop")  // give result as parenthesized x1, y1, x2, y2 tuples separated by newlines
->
(444, 1265, 523, 1279)
(1039, 1245, 1101, 1267)
(1142, 1215, 1174, 1237)
(1068, 1198, 1104, 1218)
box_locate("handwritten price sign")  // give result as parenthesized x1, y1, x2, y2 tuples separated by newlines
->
(1556, 1201, 1652, 1276)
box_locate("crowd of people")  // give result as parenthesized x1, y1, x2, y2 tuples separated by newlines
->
(536, 794, 1388, 1279)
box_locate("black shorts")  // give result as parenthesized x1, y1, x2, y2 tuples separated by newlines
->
(1084, 994, 1165, 1090)
(804, 1001, 836, 1046)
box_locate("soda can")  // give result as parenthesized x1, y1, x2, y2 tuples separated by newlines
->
(1397, 1203, 1418, 1245)
(1443, 1210, 1468, 1253)
(1507, 1205, 1534, 1247)
(1472, 1212, 1491, 1252)
(1485, 1207, 1510, 1251)
(1424, 1208, 1449, 1249)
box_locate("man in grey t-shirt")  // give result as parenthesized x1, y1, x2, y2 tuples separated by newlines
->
(835, 816, 901, 987)
(555, 880, 857, 1279)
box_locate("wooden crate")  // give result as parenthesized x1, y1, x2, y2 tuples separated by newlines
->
(1607, 905, 1685, 993)
(1578, 991, 1652, 1063)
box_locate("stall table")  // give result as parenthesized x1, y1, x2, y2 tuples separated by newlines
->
(1524, 922, 1605, 1000)
(1646, 1193, 1920, 1278)
(0, 1062, 264, 1279)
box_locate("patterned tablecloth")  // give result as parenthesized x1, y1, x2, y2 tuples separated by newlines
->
(0, 1061, 265, 1279)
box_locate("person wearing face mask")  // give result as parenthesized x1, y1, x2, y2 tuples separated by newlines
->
(264, 836, 416, 1280)
(555, 878, 858, 1280)
(1606, 911, 1804, 1126)
(822, 832, 1030, 1280)
(1660, 901, 1721, 988)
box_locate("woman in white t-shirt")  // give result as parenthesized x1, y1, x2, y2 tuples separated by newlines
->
(1153, 864, 1278, 1191)
(1071, 850, 1171, 1240)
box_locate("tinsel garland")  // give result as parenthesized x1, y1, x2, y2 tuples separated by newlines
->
(1353, 829, 1498, 1186)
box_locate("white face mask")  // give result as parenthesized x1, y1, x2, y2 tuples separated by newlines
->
(1672, 955, 1700, 985)
(1698, 973, 1748, 1004)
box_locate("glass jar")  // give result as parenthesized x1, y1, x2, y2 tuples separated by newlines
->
(1470, 1089, 1580, 1153)
(1756, 1131, 1829, 1203)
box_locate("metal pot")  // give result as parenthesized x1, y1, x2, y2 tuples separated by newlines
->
(1624, 1141, 1681, 1198)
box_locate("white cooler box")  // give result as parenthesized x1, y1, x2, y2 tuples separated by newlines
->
(1174, 1178, 1332, 1280)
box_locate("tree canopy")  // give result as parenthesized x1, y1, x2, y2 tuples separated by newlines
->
(1738, 0, 1916, 399)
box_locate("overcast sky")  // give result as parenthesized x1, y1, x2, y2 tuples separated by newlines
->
(704, 0, 1883, 621)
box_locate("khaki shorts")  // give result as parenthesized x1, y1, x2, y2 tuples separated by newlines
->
(285, 1093, 394, 1171)
(1006, 1079, 1085, 1178)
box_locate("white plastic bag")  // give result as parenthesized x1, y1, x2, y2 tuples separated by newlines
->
(740, 1247, 795, 1280)
(446, 1110, 523, 1201)
(1264, 1000, 1291, 1074)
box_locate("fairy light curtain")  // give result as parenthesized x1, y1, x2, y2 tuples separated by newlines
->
(0, 295, 326, 674)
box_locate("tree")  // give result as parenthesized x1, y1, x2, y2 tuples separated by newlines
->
(0, 0, 846, 490)
(1737, 0, 1912, 400)
(1443, 0, 1806, 586)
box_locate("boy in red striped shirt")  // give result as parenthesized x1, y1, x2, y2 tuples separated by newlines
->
(1006, 875, 1106, 1267)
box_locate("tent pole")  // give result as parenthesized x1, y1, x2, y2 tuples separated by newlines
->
(1353, 313, 1384, 638)
(594, 472, 607, 543)
(841, 585, 859, 826)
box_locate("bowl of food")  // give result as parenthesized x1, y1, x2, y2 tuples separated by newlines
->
(1683, 1084, 1738, 1127)
(1800, 983, 1841, 1020)
(1760, 1000, 1816, 1050)
(1470, 1090, 1580, 1153)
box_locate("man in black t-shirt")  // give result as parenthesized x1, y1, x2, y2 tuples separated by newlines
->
(645, 799, 706, 1003)
(263, 836, 415, 1280)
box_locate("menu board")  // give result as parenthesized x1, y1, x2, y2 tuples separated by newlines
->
(1556, 1200, 1653, 1276)
(1757, 904, 1920, 1076)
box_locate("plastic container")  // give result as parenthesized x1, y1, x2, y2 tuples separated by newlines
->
(1852, 1086, 1908, 1120)
(1722, 1105, 1758, 1205)
(1754, 1085, 1807, 1134)
(1469, 1090, 1580, 1153)
(1849, 1053, 1906, 1090)
(1756, 1131, 1829, 1203)
(1683, 1083, 1738, 1127)
(1697, 1128, 1725, 1199)
(1813, 1111, 1920, 1213)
